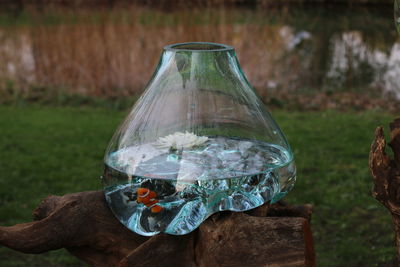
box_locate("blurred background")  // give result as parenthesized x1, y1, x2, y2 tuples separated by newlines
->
(0, 0, 399, 266)
(0, 1, 399, 110)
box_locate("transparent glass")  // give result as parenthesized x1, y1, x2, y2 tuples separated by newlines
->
(102, 42, 296, 236)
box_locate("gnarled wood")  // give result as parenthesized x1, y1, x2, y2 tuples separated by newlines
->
(370, 118, 400, 265)
(0, 191, 315, 266)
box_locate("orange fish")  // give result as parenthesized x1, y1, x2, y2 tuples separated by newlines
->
(136, 188, 163, 213)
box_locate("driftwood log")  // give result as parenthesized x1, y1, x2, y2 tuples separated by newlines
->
(370, 118, 400, 265)
(0, 191, 315, 266)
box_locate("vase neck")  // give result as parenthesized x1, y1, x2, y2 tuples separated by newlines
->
(162, 42, 237, 71)
(154, 42, 243, 91)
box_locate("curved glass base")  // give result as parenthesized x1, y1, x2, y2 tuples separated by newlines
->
(104, 169, 295, 236)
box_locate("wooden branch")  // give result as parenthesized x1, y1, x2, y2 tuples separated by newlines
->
(0, 191, 315, 266)
(369, 118, 400, 265)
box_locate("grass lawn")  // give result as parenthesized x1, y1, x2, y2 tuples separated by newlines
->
(0, 105, 397, 266)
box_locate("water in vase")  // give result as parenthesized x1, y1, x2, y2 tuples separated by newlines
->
(103, 136, 296, 236)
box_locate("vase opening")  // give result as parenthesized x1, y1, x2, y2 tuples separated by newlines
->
(164, 42, 233, 52)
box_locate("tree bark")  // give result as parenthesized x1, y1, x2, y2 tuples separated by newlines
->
(369, 118, 400, 266)
(0, 191, 315, 266)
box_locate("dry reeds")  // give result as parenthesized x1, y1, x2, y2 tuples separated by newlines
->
(0, 5, 301, 100)
(0, 4, 396, 110)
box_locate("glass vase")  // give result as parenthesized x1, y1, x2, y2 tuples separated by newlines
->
(102, 42, 296, 236)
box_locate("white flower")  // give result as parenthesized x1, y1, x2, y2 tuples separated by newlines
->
(154, 131, 208, 150)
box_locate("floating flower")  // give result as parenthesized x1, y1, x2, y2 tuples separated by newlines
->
(154, 131, 208, 150)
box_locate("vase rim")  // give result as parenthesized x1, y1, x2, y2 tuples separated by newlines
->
(164, 42, 234, 52)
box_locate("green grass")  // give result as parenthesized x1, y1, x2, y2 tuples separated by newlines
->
(0, 105, 397, 266)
